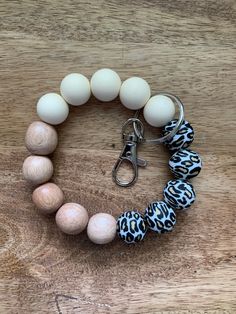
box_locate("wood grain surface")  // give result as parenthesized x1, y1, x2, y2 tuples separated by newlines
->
(0, 0, 236, 313)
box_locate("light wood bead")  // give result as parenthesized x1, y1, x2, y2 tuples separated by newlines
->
(87, 213, 117, 245)
(32, 183, 64, 214)
(25, 121, 58, 155)
(55, 203, 89, 235)
(22, 155, 53, 186)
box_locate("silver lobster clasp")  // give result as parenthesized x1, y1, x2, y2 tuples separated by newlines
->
(112, 117, 147, 187)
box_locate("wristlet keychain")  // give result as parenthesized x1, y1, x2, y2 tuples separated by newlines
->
(23, 69, 202, 245)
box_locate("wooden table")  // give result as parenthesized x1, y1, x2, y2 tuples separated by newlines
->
(0, 1, 235, 313)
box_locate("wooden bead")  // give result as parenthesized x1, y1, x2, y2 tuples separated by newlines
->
(87, 213, 116, 244)
(32, 183, 64, 214)
(25, 121, 58, 155)
(22, 155, 53, 186)
(55, 203, 88, 235)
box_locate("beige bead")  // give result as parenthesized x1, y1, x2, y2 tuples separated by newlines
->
(25, 121, 58, 155)
(143, 95, 176, 127)
(55, 203, 89, 235)
(22, 155, 53, 186)
(119, 77, 151, 110)
(37, 93, 69, 125)
(90, 68, 121, 101)
(32, 183, 64, 214)
(60, 73, 91, 106)
(87, 213, 117, 244)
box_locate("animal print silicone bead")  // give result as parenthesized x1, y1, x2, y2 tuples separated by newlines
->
(117, 210, 147, 244)
(169, 149, 202, 180)
(163, 179, 196, 210)
(162, 119, 194, 152)
(144, 201, 176, 233)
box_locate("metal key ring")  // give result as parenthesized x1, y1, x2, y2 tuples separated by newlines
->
(133, 92, 185, 144)
(122, 117, 144, 141)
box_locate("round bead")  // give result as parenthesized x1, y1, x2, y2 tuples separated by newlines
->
(22, 156, 53, 185)
(37, 93, 69, 125)
(55, 203, 89, 235)
(87, 213, 117, 245)
(117, 210, 147, 244)
(145, 201, 176, 233)
(162, 119, 194, 152)
(32, 183, 64, 214)
(143, 95, 175, 127)
(90, 68, 121, 101)
(163, 179, 196, 210)
(169, 149, 202, 180)
(25, 121, 58, 155)
(119, 77, 151, 110)
(60, 73, 91, 106)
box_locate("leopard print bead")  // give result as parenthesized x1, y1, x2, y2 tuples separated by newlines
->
(144, 201, 176, 233)
(162, 119, 194, 152)
(169, 149, 202, 180)
(117, 211, 147, 244)
(163, 179, 196, 210)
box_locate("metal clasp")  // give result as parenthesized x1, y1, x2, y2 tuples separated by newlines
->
(112, 118, 147, 187)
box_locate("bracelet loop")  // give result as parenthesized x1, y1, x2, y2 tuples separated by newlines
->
(23, 70, 201, 245)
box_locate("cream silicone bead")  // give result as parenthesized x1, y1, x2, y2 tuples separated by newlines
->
(25, 121, 58, 155)
(55, 203, 89, 235)
(143, 95, 176, 127)
(32, 183, 64, 214)
(22, 155, 53, 185)
(60, 73, 91, 106)
(87, 213, 117, 244)
(37, 93, 69, 125)
(119, 77, 151, 110)
(90, 68, 121, 101)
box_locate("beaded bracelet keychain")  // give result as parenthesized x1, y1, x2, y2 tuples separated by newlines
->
(23, 69, 202, 245)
